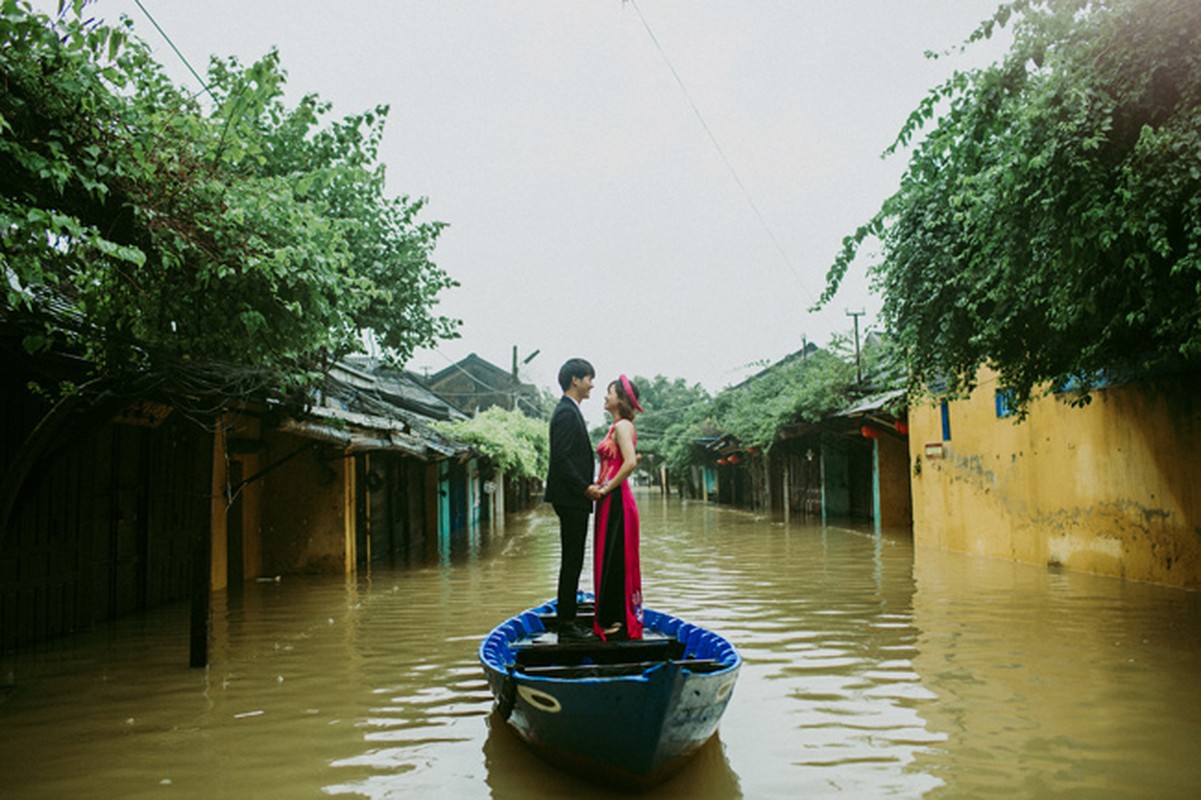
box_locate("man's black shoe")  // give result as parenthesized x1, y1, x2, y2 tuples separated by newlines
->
(557, 622, 594, 642)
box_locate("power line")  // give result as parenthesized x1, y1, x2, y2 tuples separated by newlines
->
(132, 0, 213, 101)
(626, 0, 814, 304)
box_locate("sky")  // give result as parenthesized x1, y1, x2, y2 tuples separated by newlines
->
(33, 0, 1010, 427)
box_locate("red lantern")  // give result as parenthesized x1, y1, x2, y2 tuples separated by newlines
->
(895, 420, 909, 435)
(860, 425, 880, 439)
(728, 454, 742, 465)
(717, 457, 729, 466)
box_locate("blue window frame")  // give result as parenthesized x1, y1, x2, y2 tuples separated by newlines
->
(995, 389, 1016, 419)
(940, 400, 951, 440)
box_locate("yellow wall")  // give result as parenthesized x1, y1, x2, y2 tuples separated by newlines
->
(909, 370, 1201, 589)
(260, 430, 353, 574)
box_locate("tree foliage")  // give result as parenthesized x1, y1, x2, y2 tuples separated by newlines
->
(712, 337, 862, 449)
(437, 406, 547, 480)
(658, 398, 721, 487)
(1, 1, 457, 400)
(653, 335, 901, 485)
(817, 0, 1201, 410)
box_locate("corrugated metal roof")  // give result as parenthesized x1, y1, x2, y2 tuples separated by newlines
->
(837, 388, 907, 417)
(276, 361, 469, 459)
(280, 404, 463, 459)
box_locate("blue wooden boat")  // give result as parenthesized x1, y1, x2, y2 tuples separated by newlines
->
(479, 596, 741, 788)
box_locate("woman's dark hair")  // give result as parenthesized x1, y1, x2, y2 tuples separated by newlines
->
(609, 378, 640, 421)
(557, 358, 595, 391)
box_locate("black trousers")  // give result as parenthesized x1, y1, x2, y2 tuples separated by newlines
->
(595, 488, 627, 629)
(553, 504, 589, 621)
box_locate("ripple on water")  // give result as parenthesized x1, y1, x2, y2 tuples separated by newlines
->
(3, 498, 1201, 799)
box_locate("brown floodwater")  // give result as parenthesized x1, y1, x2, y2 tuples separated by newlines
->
(2, 491, 1200, 798)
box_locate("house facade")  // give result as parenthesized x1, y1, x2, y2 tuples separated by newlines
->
(695, 391, 912, 532)
(0, 346, 491, 655)
(423, 352, 540, 417)
(908, 368, 1201, 589)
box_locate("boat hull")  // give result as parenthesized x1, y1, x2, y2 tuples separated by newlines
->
(479, 599, 740, 787)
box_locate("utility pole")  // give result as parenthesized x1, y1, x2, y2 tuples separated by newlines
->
(511, 346, 518, 409)
(846, 309, 864, 385)
(511, 346, 540, 412)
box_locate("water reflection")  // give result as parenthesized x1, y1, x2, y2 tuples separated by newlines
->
(479, 715, 741, 800)
(909, 548, 1201, 798)
(1, 493, 1200, 799)
(682, 511, 944, 798)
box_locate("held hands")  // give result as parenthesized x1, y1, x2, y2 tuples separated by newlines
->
(587, 480, 617, 500)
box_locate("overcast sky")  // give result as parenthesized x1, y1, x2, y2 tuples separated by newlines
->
(37, 0, 1009, 426)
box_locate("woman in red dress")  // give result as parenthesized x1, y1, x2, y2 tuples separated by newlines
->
(592, 374, 643, 641)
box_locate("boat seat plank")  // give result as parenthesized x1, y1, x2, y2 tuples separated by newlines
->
(517, 658, 721, 679)
(513, 631, 674, 650)
(514, 636, 687, 668)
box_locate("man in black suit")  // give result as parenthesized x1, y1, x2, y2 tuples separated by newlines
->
(544, 358, 601, 641)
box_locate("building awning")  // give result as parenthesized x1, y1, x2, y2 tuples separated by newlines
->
(277, 405, 464, 459)
(776, 389, 907, 442)
(834, 388, 908, 439)
(836, 388, 907, 418)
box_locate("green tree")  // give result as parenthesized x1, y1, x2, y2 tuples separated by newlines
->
(652, 335, 901, 488)
(659, 401, 720, 490)
(437, 407, 548, 480)
(817, 0, 1201, 411)
(1, 1, 457, 399)
(713, 339, 860, 450)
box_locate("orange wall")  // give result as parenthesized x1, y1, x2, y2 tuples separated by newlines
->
(909, 371, 1201, 589)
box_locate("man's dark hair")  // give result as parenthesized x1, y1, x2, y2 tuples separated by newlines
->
(557, 358, 595, 392)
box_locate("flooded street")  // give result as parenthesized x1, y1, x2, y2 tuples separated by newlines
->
(3, 492, 1200, 799)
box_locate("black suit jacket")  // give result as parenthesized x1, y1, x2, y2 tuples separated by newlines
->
(544, 396, 595, 511)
